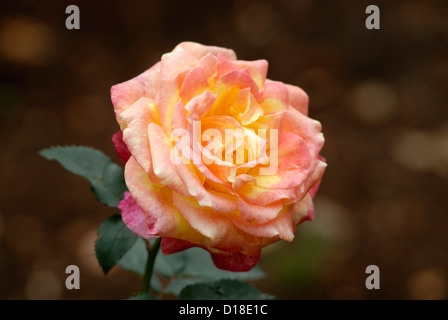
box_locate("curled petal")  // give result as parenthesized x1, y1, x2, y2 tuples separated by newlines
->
(234, 88, 263, 125)
(216, 54, 239, 78)
(238, 197, 284, 223)
(229, 194, 313, 242)
(147, 123, 189, 196)
(231, 173, 255, 189)
(220, 70, 260, 99)
(234, 59, 268, 90)
(196, 53, 218, 80)
(180, 66, 209, 102)
(185, 90, 217, 121)
(304, 159, 327, 199)
(172, 99, 188, 131)
(236, 182, 297, 206)
(176, 162, 238, 213)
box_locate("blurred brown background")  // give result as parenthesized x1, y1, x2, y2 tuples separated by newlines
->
(1, 0, 447, 300)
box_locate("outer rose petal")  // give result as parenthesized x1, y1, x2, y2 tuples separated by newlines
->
(285, 83, 309, 115)
(161, 237, 195, 254)
(175, 41, 236, 61)
(237, 197, 284, 223)
(160, 237, 261, 272)
(260, 81, 290, 113)
(111, 62, 160, 128)
(284, 107, 325, 158)
(216, 54, 239, 78)
(119, 191, 157, 239)
(111, 131, 131, 165)
(309, 156, 326, 198)
(124, 157, 203, 243)
(121, 98, 159, 176)
(234, 59, 268, 89)
(172, 192, 261, 252)
(228, 193, 314, 241)
(210, 250, 261, 272)
(236, 182, 297, 206)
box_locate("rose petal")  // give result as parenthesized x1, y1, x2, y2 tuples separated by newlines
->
(172, 192, 260, 252)
(111, 62, 160, 127)
(176, 162, 238, 213)
(125, 157, 203, 242)
(284, 107, 325, 158)
(216, 53, 239, 78)
(304, 159, 327, 199)
(185, 90, 217, 121)
(160, 237, 261, 272)
(120, 98, 159, 176)
(220, 70, 260, 99)
(175, 42, 237, 61)
(260, 81, 289, 113)
(119, 191, 157, 239)
(160, 237, 195, 254)
(172, 99, 188, 131)
(236, 182, 297, 206)
(179, 66, 209, 102)
(285, 84, 309, 115)
(276, 132, 311, 170)
(147, 123, 190, 196)
(210, 249, 261, 272)
(158, 50, 196, 133)
(234, 88, 263, 125)
(228, 194, 313, 241)
(196, 53, 218, 80)
(238, 197, 284, 223)
(234, 59, 268, 90)
(111, 131, 131, 165)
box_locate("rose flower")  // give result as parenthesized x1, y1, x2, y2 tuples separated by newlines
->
(111, 42, 326, 271)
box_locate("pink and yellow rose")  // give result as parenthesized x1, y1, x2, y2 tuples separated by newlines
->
(111, 42, 326, 271)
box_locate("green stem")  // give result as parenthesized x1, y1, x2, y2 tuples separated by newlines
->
(140, 237, 161, 294)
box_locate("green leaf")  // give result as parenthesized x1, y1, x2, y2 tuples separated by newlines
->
(39, 146, 127, 207)
(118, 237, 148, 276)
(158, 247, 265, 295)
(95, 215, 138, 274)
(179, 279, 273, 300)
(127, 293, 157, 300)
(118, 238, 162, 292)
